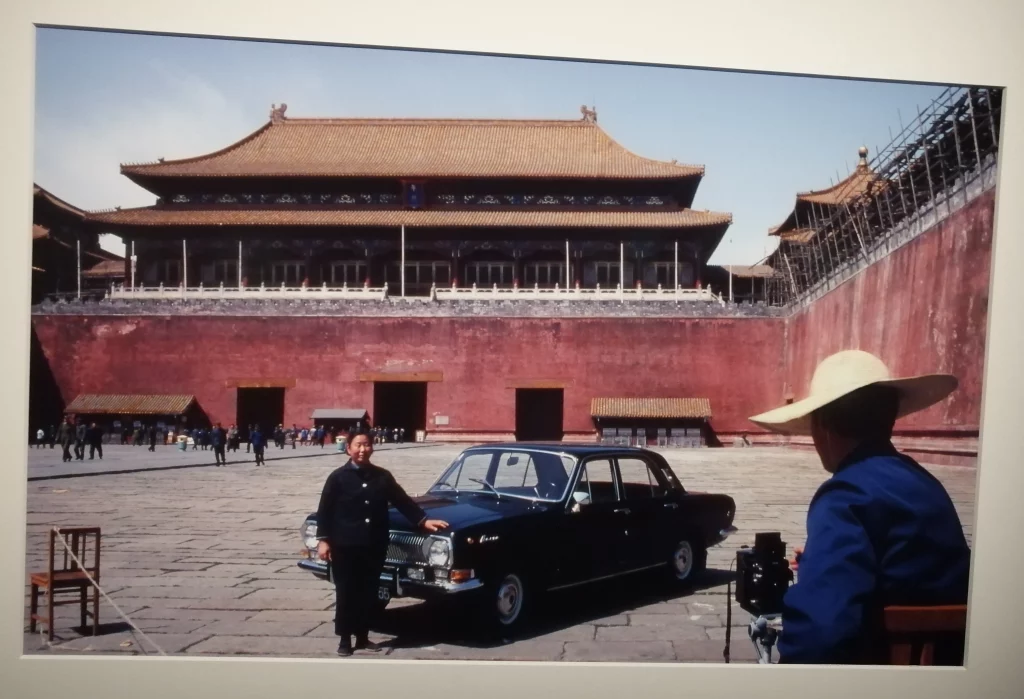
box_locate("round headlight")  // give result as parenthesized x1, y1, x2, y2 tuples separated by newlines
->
(428, 538, 451, 567)
(301, 521, 319, 550)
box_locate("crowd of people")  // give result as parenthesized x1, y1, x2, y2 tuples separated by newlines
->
(30, 418, 411, 468)
(31, 416, 159, 462)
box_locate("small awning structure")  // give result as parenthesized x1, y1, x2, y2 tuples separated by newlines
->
(590, 397, 712, 420)
(310, 408, 369, 420)
(82, 259, 125, 278)
(65, 394, 197, 416)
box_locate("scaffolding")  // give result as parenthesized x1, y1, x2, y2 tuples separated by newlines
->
(764, 86, 1002, 307)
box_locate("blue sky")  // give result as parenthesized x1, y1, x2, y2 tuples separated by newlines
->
(33, 28, 950, 264)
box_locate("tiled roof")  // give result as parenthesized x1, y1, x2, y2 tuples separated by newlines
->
(33, 184, 87, 219)
(794, 160, 881, 206)
(86, 207, 732, 229)
(81, 259, 125, 278)
(769, 149, 883, 237)
(590, 397, 712, 419)
(776, 229, 816, 244)
(65, 394, 196, 415)
(120, 117, 704, 180)
(717, 264, 774, 278)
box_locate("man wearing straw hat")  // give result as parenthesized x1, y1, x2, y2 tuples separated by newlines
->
(749, 350, 972, 664)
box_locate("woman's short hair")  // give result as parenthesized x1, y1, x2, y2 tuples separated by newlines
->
(346, 426, 371, 444)
(814, 384, 901, 440)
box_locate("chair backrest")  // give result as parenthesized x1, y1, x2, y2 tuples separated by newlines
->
(48, 527, 101, 579)
(879, 605, 968, 666)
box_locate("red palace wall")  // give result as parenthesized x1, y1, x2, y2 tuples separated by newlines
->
(30, 189, 994, 463)
(30, 315, 785, 440)
(781, 189, 995, 465)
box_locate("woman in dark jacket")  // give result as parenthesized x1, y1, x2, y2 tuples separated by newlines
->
(315, 428, 448, 656)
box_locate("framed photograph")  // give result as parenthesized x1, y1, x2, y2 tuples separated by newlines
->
(2, 1, 1021, 699)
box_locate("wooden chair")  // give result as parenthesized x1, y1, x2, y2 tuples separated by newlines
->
(29, 527, 101, 641)
(879, 605, 968, 666)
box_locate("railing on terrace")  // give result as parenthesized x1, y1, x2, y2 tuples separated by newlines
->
(107, 282, 389, 301)
(104, 282, 725, 304)
(432, 283, 724, 303)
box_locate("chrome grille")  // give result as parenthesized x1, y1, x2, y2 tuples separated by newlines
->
(386, 532, 428, 565)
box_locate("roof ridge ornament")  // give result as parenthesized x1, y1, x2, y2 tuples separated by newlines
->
(270, 103, 288, 123)
(580, 105, 597, 123)
(858, 146, 869, 167)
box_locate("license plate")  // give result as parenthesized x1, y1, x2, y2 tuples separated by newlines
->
(377, 586, 391, 602)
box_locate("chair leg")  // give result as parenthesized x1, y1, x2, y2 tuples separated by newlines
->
(29, 584, 38, 633)
(92, 585, 99, 636)
(47, 587, 54, 642)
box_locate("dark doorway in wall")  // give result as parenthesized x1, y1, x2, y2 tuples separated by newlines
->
(373, 382, 428, 437)
(515, 389, 564, 441)
(236, 387, 285, 440)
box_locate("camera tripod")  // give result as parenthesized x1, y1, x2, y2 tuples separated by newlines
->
(748, 613, 784, 664)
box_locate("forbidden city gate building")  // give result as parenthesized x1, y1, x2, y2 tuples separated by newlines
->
(88, 105, 732, 300)
(72, 106, 733, 443)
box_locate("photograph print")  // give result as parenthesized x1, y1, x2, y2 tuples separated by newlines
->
(25, 26, 1000, 665)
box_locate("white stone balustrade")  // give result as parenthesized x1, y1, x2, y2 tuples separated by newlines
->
(107, 282, 724, 304)
(432, 283, 724, 303)
(107, 282, 390, 301)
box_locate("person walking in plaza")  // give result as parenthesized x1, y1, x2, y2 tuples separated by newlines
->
(250, 424, 267, 466)
(148, 424, 157, 451)
(211, 422, 227, 466)
(315, 429, 449, 657)
(246, 424, 253, 453)
(74, 420, 87, 460)
(57, 418, 74, 462)
(34, 427, 45, 449)
(748, 349, 971, 665)
(86, 422, 104, 460)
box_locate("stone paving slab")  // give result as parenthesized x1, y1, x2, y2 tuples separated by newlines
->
(22, 444, 977, 664)
(562, 640, 678, 663)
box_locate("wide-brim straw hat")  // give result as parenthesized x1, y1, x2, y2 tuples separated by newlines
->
(749, 350, 958, 436)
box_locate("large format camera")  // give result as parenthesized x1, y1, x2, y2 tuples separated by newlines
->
(735, 532, 794, 616)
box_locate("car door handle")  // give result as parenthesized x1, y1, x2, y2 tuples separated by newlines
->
(614, 507, 631, 515)
(664, 503, 679, 510)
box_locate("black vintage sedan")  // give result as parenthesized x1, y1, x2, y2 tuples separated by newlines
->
(298, 443, 738, 633)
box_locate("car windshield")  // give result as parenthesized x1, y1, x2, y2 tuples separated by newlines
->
(428, 448, 577, 502)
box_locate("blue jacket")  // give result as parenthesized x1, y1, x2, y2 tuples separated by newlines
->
(777, 440, 971, 664)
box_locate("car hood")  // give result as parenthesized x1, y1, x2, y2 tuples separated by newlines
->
(389, 494, 543, 531)
(304, 493, 545, 532)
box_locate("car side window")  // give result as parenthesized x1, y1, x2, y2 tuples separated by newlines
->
(572, 458, 617, 507)
(617, 457, 669, 500)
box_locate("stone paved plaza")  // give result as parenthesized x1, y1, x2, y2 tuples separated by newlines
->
(21, 443, 977, 663)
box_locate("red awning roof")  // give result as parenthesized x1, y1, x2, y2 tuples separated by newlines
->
(65, 394, 196, 416)
(120, 115, 705, 180)
(591, 397, 712, 419)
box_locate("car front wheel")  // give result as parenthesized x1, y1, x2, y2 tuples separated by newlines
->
(478, 572, 530, 636)
(668, 538, 707, 586)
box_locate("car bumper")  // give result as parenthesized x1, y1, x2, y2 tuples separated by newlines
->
(297, 558, 484, 598)
(709, 525, 739, 547)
